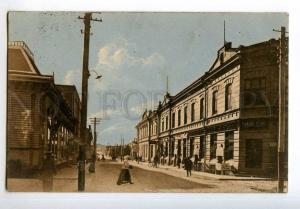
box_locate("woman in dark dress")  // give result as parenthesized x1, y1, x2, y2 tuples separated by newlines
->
(117, 158, 133, 185)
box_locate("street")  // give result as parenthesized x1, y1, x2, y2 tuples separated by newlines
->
(7, 160, 283, 193)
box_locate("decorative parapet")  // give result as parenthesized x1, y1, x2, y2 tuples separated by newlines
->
(8, 41, 34, 61)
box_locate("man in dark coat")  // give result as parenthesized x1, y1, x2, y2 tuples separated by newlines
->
(177, 156, 182, 169)
(184, 157, 193, 177)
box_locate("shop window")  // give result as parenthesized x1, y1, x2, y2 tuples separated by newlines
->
(200, 135, 205, 159)
(246, 139, 262, 168)
(210, 134, 217, 159)
(190, 137, 194, 157)
(224, 131, 234, 160)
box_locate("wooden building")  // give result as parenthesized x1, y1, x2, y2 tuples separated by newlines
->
(7, 41, 80, 175)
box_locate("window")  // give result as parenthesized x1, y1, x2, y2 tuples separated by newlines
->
(210, 134, 217, 159)
(166, 116, 168, 130)
(212, 91, 218, 114)
(241, 119, 268, 130)
(244, 77, 266, 106)
(172, 112, 175, 128)
(170, 139, 175, 156)
(224, 131, 234, 160)
(220, 52, 224, 64)
(161, 120, 164, 132)
(200, 98, 205, 119)
(246, 139, 262, 168)
(199, 135, 205, 159)
(178, 109, 181, 126)
(184, 106, 188, 124)
(225, 84, 232, 110)
(165, 142, 168, 156)
(191, 103, 195, 122)
(190, 137, 195, 157)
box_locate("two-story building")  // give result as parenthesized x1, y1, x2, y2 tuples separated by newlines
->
(136, 38, 287, 177)
(7, 41, 80, 176)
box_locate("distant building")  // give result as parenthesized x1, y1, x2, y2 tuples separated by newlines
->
(129, 138, 139, 159)
(7, 41, 80, 175)
(136, 38, 288, 177)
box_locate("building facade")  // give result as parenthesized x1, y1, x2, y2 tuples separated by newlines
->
(7, 41, 80, 175)
(136, 38, 287, 176)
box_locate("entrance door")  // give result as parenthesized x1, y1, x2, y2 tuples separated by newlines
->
(190, 137, 194, 157)
(200, 135, 205, 159)
(183, 138, 186, 158)
(246, 139, 263, 168)
(177, 139, 181, 157)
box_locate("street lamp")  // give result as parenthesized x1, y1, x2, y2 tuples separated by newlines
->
(89, 70, 102, 80)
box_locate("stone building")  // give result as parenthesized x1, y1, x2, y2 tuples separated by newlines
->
(7, 41, 80, 175)
(136, 38, 287, 177)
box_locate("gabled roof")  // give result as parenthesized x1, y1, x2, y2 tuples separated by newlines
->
(208, 42, 238, 72)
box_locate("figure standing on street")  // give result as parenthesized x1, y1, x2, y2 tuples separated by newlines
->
(41, 152, 56, 192)
(177, 156, 182, 169)
(184, 157, 193, 177)
(117, 156, 133, 185)
(154, 155, 159, 168)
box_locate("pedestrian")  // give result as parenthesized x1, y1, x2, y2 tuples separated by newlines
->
(41, 152, 56, 191)
(184, 157, 193, 177)
(177, 156, 182, 169)
(154, 155, 159, 168)
(117, 156, 133, 185)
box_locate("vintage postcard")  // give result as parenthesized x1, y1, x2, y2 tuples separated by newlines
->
(6, 12, 288, 192)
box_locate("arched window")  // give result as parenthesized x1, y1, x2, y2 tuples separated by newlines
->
(178, 109, 181, 126)
(184, 106, 188, 124)
(212, 90, 218, 114)
(225, 84, 232, 110)
(200, 98, 205, 119)
(191, 103, 195, 122)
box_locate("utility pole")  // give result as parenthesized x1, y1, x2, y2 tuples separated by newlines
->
(273, 26, 288, 193)
(77, 12, 102, 191)
(120, 137, 124, 161)
(89, 117, 101, 172)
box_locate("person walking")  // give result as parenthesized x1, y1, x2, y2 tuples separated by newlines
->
(185, 157, 193, 177)
(177, 156, 182, 169)
(41, 152, 56, 191)
(154, 155, 159, 168)
(117, 157, 133, 185)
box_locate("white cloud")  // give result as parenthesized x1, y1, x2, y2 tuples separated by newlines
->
(87, 38, 169, 144)
(96, 38, 165, 73)
(63, 69, 82, 92)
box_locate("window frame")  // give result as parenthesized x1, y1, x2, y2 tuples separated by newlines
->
(184, 106, 188, 124)
(225, 83, 232, 111)
(200, 98, 205, 119)
(178, 109, 181, 126)
(191, 102, 195, 122)
(212, 90, 218, 115)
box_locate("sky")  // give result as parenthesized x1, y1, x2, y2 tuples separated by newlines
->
(8, 12, 288, 145)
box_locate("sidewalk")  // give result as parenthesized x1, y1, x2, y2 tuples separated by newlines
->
(129, 160, 272, 182)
